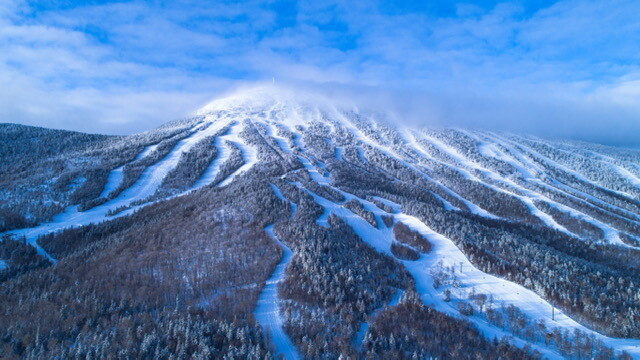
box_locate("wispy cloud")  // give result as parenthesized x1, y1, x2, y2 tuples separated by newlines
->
(0, 0, 639, 145)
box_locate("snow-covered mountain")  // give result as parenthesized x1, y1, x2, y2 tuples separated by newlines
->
(2, 86, 640, 359)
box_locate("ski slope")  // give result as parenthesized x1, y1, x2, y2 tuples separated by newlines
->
(4, 86, 640, 357)
(254, 225, 300, 360)
(1, 117, 260, 261)
(98, 143, 159, 198)
(296, 182, 640, 358)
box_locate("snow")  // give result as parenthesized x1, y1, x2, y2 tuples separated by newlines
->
(612, 164, 640, 189)
(419, 133, 479, 178)
(476, 138, 536, 180)
(0, 119, 252, 261)
(98, 143, 159, 198)
(451, 140, 631, 245)
(134, 143, 159, 160)
(297, 183, 640, 358)
(400, 129, 435, 164)
(413, 132, 588, 236)
(290, 121, 497, 222)
(334, 146, 343, 161)
(270, 184, 297, 216)
(356, 147, 368, 164)
(98, 165, 124, 198)
(217, 138, 258, 188)
(427, 135, 594, 238)
(313, 119, 501, 221)
(549, 178, 640, 222)
(254, 225, 300, 360)
(4, 87, 640, 357)
(265, 124, 294, 155)
(481, 132, 545, 175)
(354, 288, 404, 350)
(191, 137, 228, 189)
(498, 134, 633, 198)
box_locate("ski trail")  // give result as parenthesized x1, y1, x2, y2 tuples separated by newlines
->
(497, 133, 633, 198)
(354, 289, 404, 350)
(191, 136, 229, 189)
(264, 123, 294, 155)
(306, 110, 494, 219)
(254, 225, 300, 360)
(217, 139, 258, 188)
(417, 131, 626, 239)
(98, 143, 159, 198)
(479, 132, 640, 245)
(295, 183, 640, 358)
(296, 118, 498, 220)
(612, 163, 640, 189)
(293, 119, 630, 247)
(98, 165, 125, 199)
(421, 131, 569, 230)
(430, 192, 460, 211)
(0, 119, 246, 260)
(134, 143, 159, 160)
(270, 184, 297, 216)
(549, 178, 640, 222)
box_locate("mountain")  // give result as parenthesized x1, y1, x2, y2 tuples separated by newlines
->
(1, 86, 640, 359)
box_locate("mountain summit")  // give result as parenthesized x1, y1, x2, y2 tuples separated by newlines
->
(1, 88, 640, 359)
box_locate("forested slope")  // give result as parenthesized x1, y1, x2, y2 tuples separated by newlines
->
(1, 87, 639, 359)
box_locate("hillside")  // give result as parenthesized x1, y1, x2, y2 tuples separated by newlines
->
(1, 86, 640, 359)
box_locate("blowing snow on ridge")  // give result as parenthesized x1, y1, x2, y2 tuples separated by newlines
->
(2, 86, 640, 359)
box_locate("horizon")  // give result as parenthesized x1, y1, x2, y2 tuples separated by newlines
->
(1, 0, 639, 146)
(4, 82, 640, 152)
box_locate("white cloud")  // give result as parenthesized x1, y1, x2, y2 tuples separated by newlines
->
(0, 0, 638, 146)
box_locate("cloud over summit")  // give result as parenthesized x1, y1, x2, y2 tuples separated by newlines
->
(0, 0, 639, 145)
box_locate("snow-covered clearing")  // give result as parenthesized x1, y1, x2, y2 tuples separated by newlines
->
(98, 165, 125, 199)
(494, 134, 634, 198)
(192, 123, 258, 189)
(254, 225, 300, 360)
(549, 178, 640, 223)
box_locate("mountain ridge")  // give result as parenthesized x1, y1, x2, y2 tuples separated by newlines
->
(1, 87, 640, 359)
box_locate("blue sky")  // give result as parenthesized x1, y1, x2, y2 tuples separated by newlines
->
(1, 0, 639, 145)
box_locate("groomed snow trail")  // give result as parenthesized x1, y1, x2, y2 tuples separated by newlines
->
(296, 182, 640, 358)
(98, 143, 159, 198)
(0, 119, 260, 260)
(418, 129, 640, 247)
(191, 122, 258, 189)
(254, 225, 300, 360)
(281, 124, 622, 355)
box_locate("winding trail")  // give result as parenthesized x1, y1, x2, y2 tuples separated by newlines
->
(254, 225, 300, 360)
